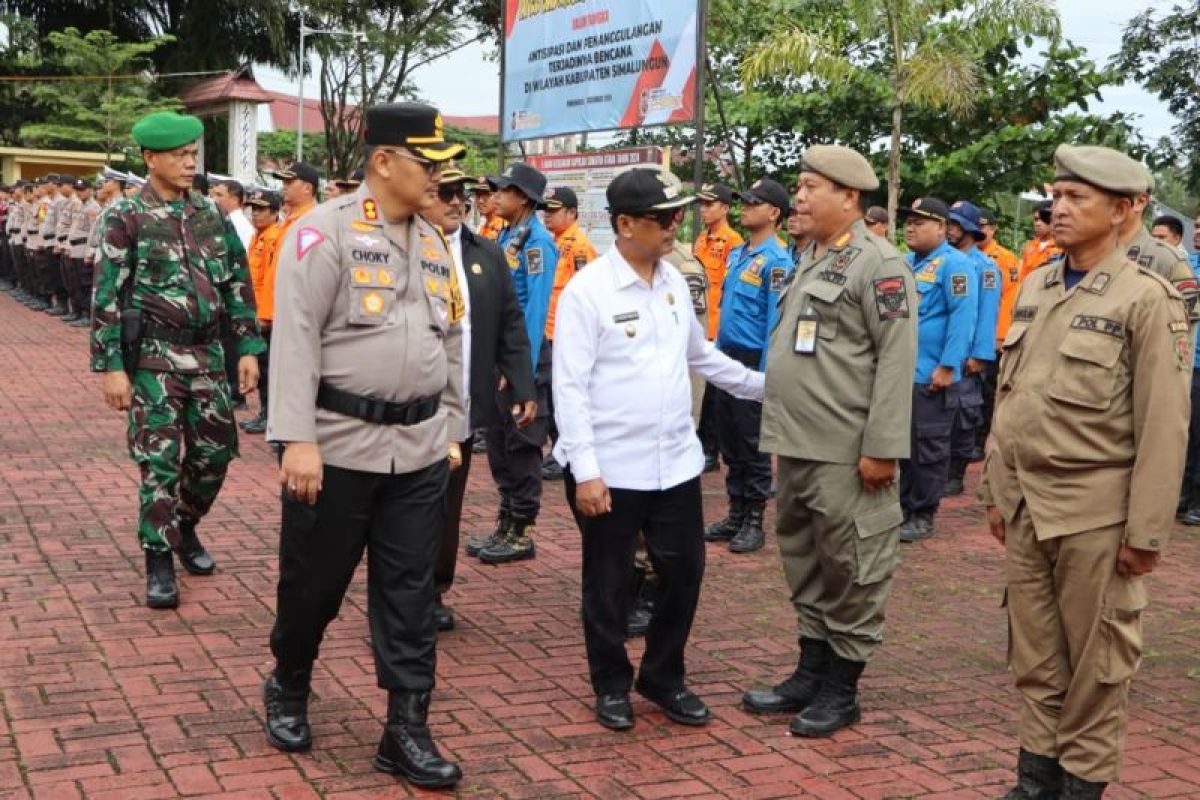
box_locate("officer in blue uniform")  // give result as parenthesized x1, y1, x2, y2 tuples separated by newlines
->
(1180, 239, 1200, 524)
(705, 178, 794, 554)
(897, 197, 977, 542)
(473, 163, 558, 564)
(944, 200, 999, 496)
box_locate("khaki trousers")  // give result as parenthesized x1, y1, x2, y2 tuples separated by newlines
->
(1006, 504, 1146, 783)
(776, 458, 903, 662)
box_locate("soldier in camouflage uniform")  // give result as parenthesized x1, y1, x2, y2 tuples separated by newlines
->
(90, 111, 264, 609)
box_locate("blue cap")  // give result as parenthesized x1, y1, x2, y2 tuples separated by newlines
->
(948, 200, 985, 239)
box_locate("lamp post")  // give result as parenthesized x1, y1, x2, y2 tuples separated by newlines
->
(296, 25, 365, 162)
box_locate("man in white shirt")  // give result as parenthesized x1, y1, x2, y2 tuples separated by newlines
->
(210, 179, 254, 252)
(552, 168, 765, 731)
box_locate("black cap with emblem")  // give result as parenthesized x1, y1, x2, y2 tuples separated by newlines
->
(606, 167, 697, 215)
(543, 186, 578, 210)
(697, 182, 735, 205)
(898, 197, 950, 222)
(364, 102, 466, 162)
(736, 178, 791, 218)
(271, 161, 321, 191)
(246, 189, 282, 210)
(487, 162, 548, 207)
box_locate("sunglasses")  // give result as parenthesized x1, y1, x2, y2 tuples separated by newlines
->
(635, 208, 684, 228)
(379, 147, 438, 175)
(437, 184, 469, 203)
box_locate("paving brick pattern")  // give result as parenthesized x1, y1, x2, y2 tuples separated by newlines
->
(0, 294, 1197, 799)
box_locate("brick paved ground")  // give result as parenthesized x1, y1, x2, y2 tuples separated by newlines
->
(0, 294, 1197, 800)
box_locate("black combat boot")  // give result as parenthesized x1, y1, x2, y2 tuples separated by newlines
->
(704, 497, 745, 542)
(1059, 771, 1106, 799)
(262, 670, 312, 752)
(465, 507, 510, 557)
(729, 501, 766, 553)
(742, 637, 831, 714)
(788, 654, 865, 737)
(479, 515, 537, 564)
(374, 692, 462, 789)
(145, 549, 179, 609)
(175, 519, 216, 575)
(944, 459, 967, 496)
(899, 510, 935, 543)
(1003, 749, 1064, 800)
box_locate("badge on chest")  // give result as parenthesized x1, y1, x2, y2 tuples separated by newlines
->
(794, 313, 819, 355)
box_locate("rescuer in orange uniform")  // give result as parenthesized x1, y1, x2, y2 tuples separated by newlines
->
(471, 178, 506, 240)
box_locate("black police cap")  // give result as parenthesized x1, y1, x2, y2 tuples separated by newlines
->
(364, 102, 465, 162)
(544, 186, 578, 210)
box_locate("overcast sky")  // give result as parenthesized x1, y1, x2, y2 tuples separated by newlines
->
(257, 0, 1178, 142)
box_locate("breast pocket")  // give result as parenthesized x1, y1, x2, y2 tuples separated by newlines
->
(1046, 332, 1124, 410)
(201, 237, 231, 284)
(347, 266, 398, 327)
(731, 276, 762, 316)
(138, 243, 177, 286)
(998, 323, 1029, 388)
(799, 279, 845, 340)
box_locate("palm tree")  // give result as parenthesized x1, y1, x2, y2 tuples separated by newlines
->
(743, 0, 1061, 238)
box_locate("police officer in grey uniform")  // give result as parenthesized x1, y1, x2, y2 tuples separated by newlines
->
(263, 102, 467, 790)
(743, 146, 917, 737)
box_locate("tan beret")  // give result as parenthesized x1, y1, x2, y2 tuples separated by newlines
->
(1053, 145, 1147, 197)
(800, 144, 879, 191)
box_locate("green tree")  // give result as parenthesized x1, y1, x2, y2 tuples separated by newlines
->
(19, 27, 179, 161)
(1112, 4, 1200, 194)
(0, 14, 53, 145)
(743, 0, 1060, 236)
(258, 130, 328, 172)
(300, 0, 499, 178)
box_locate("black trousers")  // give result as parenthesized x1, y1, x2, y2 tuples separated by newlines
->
(949, 372, 985, 478)
(270, 459, 448, 692)
(565, 470, 705, 696)
(976, 357, 1000, 450)
(44, 249, 65, 300)
(698, 383, 718, 457)
(0, 237, 11, 281)
(900, 382, 957, 515)
(486, 344, 550, 520)
(256, 326, 271, 414)
(713, 346, 772, 502)
(11, 244, 26, 289)
(1182, 370, 1200, 507)
(436, 434, 475, 594)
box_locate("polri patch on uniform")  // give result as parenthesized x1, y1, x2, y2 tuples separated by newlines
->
(950, 273, 969, 296)
(770, 267, 789, 290)
(830, 246, 861, 273)
(1070, 315, 1125, 338)
(296, 226, 325, 260)
(1012, 306, 1037, 322)
(873, 277, 910, 320)
(818, 270, 847, 286)
(362, 198, 380, 221)
(982, 270, 998, 290)
(526, 247, 544, 274)
(613, 311, 639, 323)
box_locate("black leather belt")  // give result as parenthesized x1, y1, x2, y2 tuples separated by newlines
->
(70, 238, 86, 245)
(316, 382, 440, 426)
(143, 320, 218, 346)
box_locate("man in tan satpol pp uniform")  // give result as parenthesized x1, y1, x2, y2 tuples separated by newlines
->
(982, 144, 1190, 800)
(742, 145, 917, 737)
(1118, 167, 1198, 325)
(263, 102, 467, 790)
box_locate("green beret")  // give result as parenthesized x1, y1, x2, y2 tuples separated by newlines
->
(1053, 145, 1147, 197)
(132, 111, 204, 152)
(800, 144, 879, 191)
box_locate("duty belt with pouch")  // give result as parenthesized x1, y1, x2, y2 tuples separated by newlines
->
(142, 319, 219, 346)
(316, 381, 440, 426)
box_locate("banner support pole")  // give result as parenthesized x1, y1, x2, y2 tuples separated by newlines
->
(691, 0, 708, 240)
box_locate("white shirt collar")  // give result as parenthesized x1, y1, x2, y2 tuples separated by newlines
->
(609, 244, 666, 290)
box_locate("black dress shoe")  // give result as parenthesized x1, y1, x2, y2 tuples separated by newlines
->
(596, 693, 634, 730)
(262, 673, 312, 752)
(374, 692, 462, 789)
(635, 680, 710, 726)
(433, 601, 455, 632)
(175, 521, 215, 575)
(145, 549, 179, 609)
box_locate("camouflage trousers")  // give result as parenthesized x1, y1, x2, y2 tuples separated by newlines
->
(127, 370, 238, 552)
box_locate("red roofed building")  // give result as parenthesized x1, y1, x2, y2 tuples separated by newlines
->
(261, 91, 498, 136)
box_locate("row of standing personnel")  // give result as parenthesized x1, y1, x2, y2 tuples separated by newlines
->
(13, 100, 1184, 796)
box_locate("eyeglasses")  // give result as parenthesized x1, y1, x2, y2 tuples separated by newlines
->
(437, 184, 468, 203)
(635, 208, 684, 228)
(378, 147, 438, 175)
